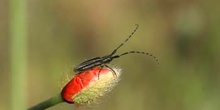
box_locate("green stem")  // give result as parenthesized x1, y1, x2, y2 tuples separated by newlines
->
(9, 0, 27, 110)
(27, 93, 65, 110)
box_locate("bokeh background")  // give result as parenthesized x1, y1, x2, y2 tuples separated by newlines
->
(1, 0, 220, 110)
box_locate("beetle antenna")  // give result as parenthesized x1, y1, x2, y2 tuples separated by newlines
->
(118, 51, 159, 65)
(110, 24, 139, 56)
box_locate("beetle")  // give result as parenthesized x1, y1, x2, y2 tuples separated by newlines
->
(73, 24, 158, 75)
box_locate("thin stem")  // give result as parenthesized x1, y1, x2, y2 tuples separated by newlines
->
(9, 0, 27, 110)
(27, 93, 65, 110)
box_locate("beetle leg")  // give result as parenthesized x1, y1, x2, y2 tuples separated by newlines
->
(104, 65, 117, 77)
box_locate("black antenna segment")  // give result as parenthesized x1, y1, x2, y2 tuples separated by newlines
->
(110, 24, 139, 56)
(118, 51, 159, 65)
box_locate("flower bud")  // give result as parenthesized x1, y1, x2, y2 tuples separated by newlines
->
(61, 67, 121, 106)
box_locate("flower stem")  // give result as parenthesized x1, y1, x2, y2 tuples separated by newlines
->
(9, 0, 27, 109)
(27, 93, 65, 110)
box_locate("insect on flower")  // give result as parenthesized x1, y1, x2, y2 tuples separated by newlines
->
(73, 24, 159, 75)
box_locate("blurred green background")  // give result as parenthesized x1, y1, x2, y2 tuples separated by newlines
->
(1, 0, 220, 110)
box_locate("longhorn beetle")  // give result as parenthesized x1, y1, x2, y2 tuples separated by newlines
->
(74, 24, 159, 76)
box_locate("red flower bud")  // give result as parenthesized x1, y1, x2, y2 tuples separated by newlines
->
(61, 67, 121, 106)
